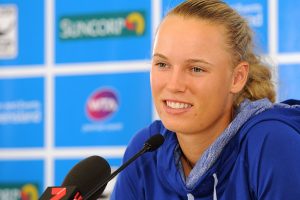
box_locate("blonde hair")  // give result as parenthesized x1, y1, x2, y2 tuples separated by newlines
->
(167, 0, 276, 108)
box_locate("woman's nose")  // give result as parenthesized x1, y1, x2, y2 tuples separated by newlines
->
(166, 68, 187, 92)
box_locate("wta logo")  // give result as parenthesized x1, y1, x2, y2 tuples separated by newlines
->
(86, 89, 118, 121)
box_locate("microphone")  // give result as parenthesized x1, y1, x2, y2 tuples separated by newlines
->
(39, 134, 164, 200)
(39, 156, 111, 200)
(83, 133, 165, 200)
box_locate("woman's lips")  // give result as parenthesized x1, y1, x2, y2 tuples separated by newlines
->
(165, 100, 192, 109)
(162, 100, 193, 114)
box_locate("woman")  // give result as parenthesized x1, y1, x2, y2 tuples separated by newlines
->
(111, 0, 300, 199)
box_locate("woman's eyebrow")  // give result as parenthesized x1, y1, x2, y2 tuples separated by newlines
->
(184, 58, 212, 66)
(153, 53, 212, 66)
(152, 53, 168, 60)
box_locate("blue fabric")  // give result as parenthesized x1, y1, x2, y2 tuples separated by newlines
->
(111, 99, 300, 200)
(184, 98, 273, 189)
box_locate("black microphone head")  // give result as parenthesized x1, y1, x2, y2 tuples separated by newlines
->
(144, 134, 165, 152)
(62, 155, 111, 200)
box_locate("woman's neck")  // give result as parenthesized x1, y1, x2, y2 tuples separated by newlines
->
(177, 131, 219, 166)
(176, 114, 232, 176)
(176, 106, 234, 177)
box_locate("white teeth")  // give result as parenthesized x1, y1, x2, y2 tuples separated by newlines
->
(166, 101, 191, 109)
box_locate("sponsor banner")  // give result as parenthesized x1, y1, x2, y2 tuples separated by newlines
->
(0, 78, 44, 148)
(226, 0, 268, 53)
(278, 64, 300, 101)
(55, 72, 152, 146)
(59, 11, 146, 40)
(0, 0, 44, 66)
(161, 0, 268, 53)
(278, 0, 300, 52)
(0, 183, 39, 200)
(0, 160, 43, 200)
(55, 0, 151, 63)
(0, 4, 17, 59)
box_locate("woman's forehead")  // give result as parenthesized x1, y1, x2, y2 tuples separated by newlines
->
(155, 16, 229, 51)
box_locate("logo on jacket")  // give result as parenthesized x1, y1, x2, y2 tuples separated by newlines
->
(0, 4, 18, 59)
(86, 88, 118, 121)
(59, 11, 146, 40)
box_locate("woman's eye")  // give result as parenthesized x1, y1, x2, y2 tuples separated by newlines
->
(191, 67, 203, 73)
(156, 63, 167, 68)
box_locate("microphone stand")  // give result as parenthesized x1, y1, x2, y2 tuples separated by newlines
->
(84, 144, 151, 200)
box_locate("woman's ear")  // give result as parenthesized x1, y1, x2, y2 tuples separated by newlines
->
(230, 61, 249, 94)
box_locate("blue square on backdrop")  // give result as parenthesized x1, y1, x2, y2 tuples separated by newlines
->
(55, 0, 152, 64)
(0, 0, 44, 66)
(0, 77, 44, 148)
(161, 0, 185, 16)
(55, 72, 152, 147)
(161, 0, 269, 53)
(226, 0, 268, 54)
(0, 160, 44, 198)
(278, 64, 300, 101)
(278, 0, 300, 52)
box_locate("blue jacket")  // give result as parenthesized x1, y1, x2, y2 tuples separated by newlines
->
(111, 100, 300, 200)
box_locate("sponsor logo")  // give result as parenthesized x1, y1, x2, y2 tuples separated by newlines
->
(49, 187, 82, 200)
(0, 4, 18, 59)
(0, 183, 39, 200)
(59, 11, 146, 40)
(82, 88, 123, 133)
(0, 100, 42, 125)
(231, 3, 263, 27)
(86, 89, 118, 121)
(51, 187, 66, 200)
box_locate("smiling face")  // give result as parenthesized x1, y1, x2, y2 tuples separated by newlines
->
(151, 15, 244, 136)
